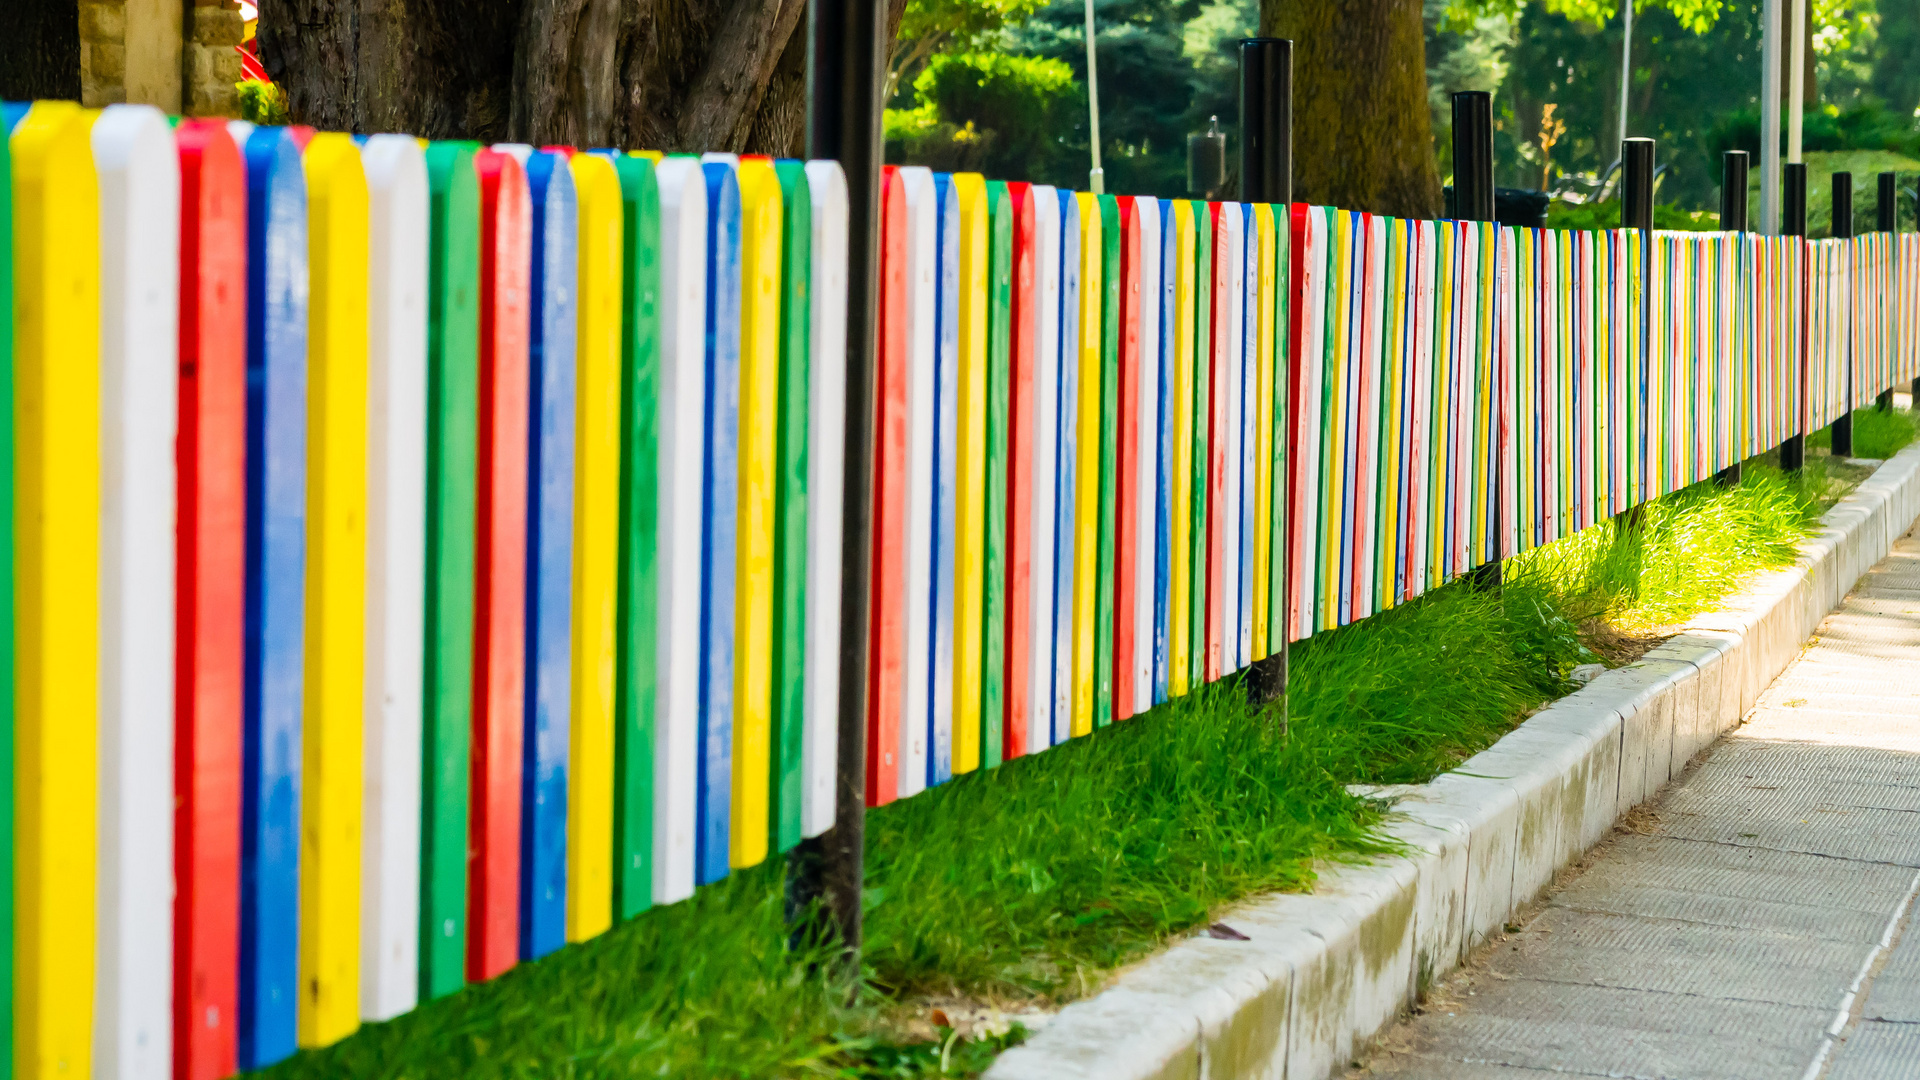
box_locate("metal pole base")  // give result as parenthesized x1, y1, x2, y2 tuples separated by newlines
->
(785, 827, 864, 987)
(1244, 651, 1288, 734)
(1833, 412, 1854, 459)
(1781, 433, 1805, 472)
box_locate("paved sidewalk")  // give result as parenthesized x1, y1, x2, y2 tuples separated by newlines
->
(1358, 528, 1920, 1080)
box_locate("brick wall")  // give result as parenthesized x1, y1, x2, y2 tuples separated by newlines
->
(186, 0, 245, 117)
(79, 0, 235, 116)
(78, 0, 128, 107)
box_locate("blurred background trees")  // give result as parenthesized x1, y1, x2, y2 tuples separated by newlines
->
(885, 0, 1920, 220)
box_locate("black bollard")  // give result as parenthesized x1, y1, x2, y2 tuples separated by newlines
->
(1240, 38, 1291, 716)
(1238, 39, 1291, 206)
(1455, 91, 1503, 586)
(1451, 91, 1495, 222)
(1832, 172, 1855, 458)
(1622, 138, 1655, 231)
(787, 0, 885, 975)
(1619, 138, 1655, 528)
(1781, 162, 1807, 472)
(1881, 173, 1899, 411)
(1716, 150, 1749, 487)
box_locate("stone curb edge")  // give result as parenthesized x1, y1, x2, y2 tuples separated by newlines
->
(984, 445, 1920, 1080)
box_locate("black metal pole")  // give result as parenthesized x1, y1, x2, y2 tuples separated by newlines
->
(788, 0, 882, 975)
(1451, 91, 1494, 222)
(1880, 172, 1899, 411)
(1781, 162, 1807, 472)
(1238, 39, 1291, 206)
(1453, 91, 1504, 584)
(1240, 38, 1290, 717)
(1832, 172, 1855, 457)
(1716, 150, 1749, 487)
(1622, 137, 1654, 231)
(1619, 137, 1654, 527)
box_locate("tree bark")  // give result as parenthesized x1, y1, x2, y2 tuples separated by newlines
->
(1262, 0, 1440, 218)
(259, 0, 811, 152)
(2, 0, 83, 102)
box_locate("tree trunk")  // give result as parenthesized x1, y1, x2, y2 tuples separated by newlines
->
(258, 0, 813, 153)
(1262, 0, 1439, 218)
(1, 0, 82, 102)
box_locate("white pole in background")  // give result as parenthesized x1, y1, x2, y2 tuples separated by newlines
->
(1762, 0, 1781, 232)
(1789, 0, 1806, 164)
(1085, 0, 1105, 194)
(1616, 0, 1634, 152)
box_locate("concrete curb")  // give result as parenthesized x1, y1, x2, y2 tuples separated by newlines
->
(984, 445, 1920, 1080)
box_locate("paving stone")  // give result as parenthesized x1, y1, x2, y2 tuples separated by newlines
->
(1367, 982, 1825, 1080)
(1825, 1021, 1920, 1080)
(1558, 834, 1917, 918)
(1480, 907, 1860, 1008)
(1355, 525, 1920, 1080)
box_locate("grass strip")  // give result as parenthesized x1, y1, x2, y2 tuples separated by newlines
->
(256, 422, 1907, 1079)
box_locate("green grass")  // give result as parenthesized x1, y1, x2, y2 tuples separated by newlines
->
(1511, 459, 1832, 635)
(258, 440, 1880, 1080)
(1807, 404, 1920, 460)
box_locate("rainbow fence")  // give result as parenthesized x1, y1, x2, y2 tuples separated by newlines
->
(2, 101, 849, 1080)
(9, 95, 1920, 1080)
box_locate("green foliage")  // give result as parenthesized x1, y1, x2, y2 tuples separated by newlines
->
(1543, 198, 1722, 229)
(892, 0, 1054, 99)
(1439, 0, 1900, 209)
(899, 0, 1054, 56)
(236, 80, 289, 126)
(887, 0, 1245, 198)
(1871, 0, 1920, 116)
(886, 53, 1078, 173)
(1444, 0, 1731, 34)
(1501, 1, 1767, 208)
(1709, 101, 1920, 232)
(1711, 100, 1920, 161)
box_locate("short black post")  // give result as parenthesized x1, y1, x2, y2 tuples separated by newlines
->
(1240, 38, 1291, 717)
(1622, 137, 1655, 231)
(1619, 137, 1655, 527)
(1455, 91, 1502, 585)
(1781, 162, 1807, 472)
(1716, 150, 1749, 487)
(788, 0, 883, 977)
(1238, 39, 1291, 206)
(1451, 91, 1494, 222)
(1881, 173, 1899, 411)
(1832, 172, 1855, 458)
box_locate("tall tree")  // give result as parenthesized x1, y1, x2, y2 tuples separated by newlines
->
(259, 0, 904, 150)
(1264, 0, 1442, 217)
